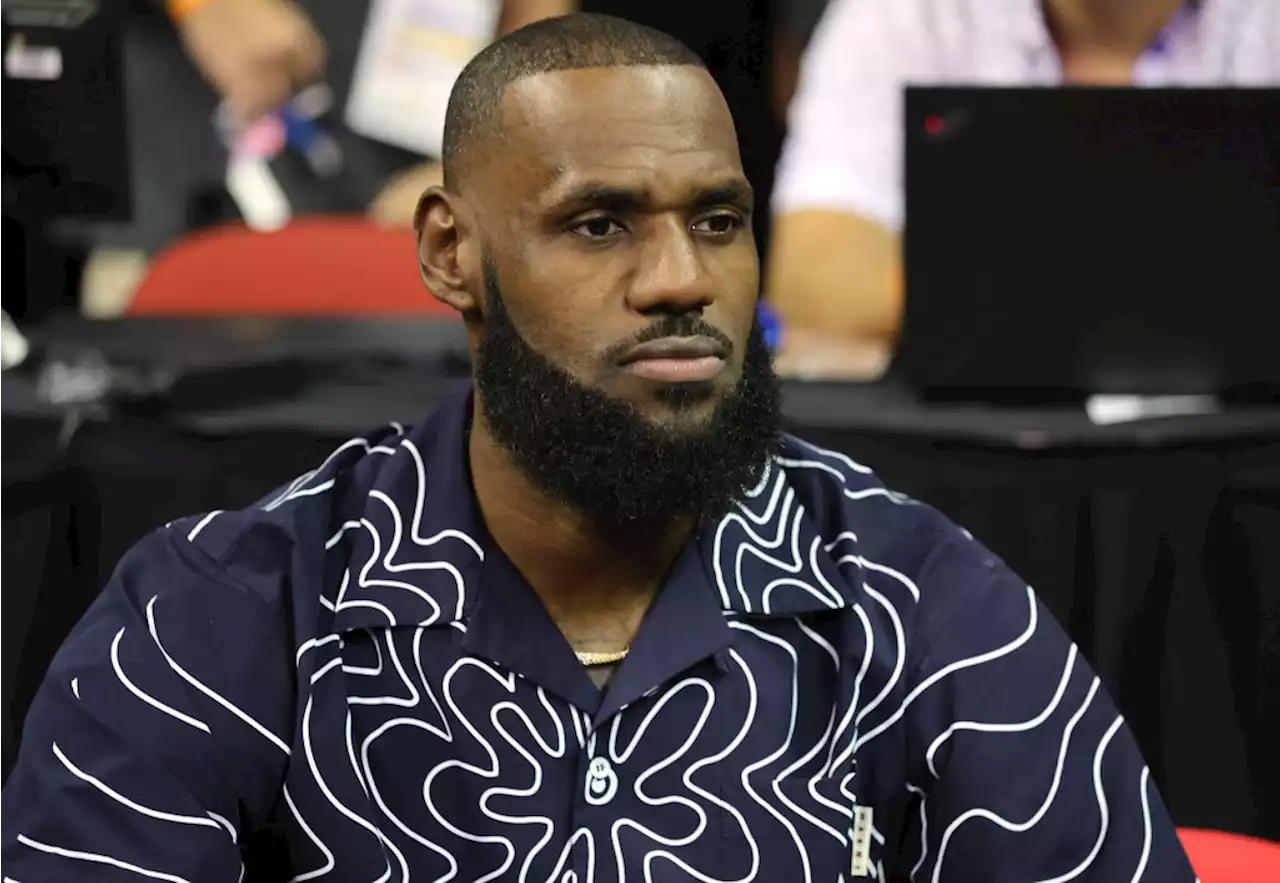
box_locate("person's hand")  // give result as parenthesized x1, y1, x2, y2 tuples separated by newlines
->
(177, 0, 326, 123)
(772, 326, 892, 381)
(368, 162, 445, 228)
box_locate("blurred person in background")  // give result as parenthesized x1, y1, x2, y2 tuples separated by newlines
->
(171, 0, 569, 222)
(766, 0, 1280, 379)
(78, 0, 568, 316)
(771, 0, 833, 122)
(167, 0, 775, 229)
(84, 0, 776, 316)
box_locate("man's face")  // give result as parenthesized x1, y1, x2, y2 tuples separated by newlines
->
(420, 63, 779, 525)
(471, 64, 761, 430)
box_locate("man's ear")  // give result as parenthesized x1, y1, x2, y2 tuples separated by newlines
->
(415, 186, 479, 314)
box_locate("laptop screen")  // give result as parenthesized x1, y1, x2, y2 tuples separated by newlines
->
(900, 87, 1279, 399)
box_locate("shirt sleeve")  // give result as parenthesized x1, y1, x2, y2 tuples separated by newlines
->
(894, 526, 1197, 882)
(2, 525, 295, 882)
(772, 0, 929, 229)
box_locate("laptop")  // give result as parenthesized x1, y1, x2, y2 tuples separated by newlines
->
(897, 87, 1280, 402)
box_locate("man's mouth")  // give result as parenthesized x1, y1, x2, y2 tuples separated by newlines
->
(618, 335, 729, 382)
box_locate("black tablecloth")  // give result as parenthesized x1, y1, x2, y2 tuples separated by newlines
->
(801, 426, 1280, 839)
(5, 318, 1279, 842)
(4, 415, 76, 775)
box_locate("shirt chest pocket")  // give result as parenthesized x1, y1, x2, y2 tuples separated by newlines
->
(719, 771, 882, 882)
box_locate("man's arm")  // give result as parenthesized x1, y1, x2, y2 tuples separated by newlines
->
(767, 0, 920, 350)
(169, 0, 326, 123)
(2, 525, 294, 881)
(888, 527, 1196, 881)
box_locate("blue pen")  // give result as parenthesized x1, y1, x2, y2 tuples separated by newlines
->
(757, 302, 782, 352)
(279, 104, 344, 178)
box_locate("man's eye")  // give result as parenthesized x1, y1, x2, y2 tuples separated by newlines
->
(573, 217, 625, 238)
(693, 213, 743, 235)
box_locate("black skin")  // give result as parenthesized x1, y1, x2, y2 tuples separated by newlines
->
(414, 64, 760, 665)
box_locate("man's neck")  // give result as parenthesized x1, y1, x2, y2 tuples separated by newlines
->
(467, 409, 692, 650)
(1045, 0, 1184, 54)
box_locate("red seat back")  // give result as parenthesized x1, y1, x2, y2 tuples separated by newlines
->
(128, 218, 456, 317)
(1179, 827, 1280, 883)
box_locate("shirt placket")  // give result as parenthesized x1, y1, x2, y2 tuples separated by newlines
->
(568, 728, 625, 883)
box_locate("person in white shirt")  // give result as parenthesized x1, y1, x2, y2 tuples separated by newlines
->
(766, 0, 1279, 378)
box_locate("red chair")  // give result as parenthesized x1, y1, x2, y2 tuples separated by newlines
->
(128, 218, 456, 317)
(1179, 828, 1280, 883)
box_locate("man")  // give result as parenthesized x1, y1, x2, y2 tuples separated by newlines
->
(767, 0, 1279, 377)
(2, 14, 1195, 882)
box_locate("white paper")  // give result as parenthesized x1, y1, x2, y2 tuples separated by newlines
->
(5, 39, 62, 81)
(345, 0, 502, 157)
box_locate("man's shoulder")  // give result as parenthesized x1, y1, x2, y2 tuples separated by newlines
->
(775, 432, 948, 551)
(772, 434, 1040, 692)
(155, 421, 418, 605)
(775, 433, 1006, 604)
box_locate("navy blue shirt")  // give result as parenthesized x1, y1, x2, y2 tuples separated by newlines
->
(3, 389, 1195, 882)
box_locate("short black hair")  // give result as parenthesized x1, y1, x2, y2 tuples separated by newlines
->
(442, 13, 706, 187)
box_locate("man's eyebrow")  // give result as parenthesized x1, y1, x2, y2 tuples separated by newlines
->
(691, 180, 755, 212)
(545, 178, 756, 214)
(550, 184, 649, 213)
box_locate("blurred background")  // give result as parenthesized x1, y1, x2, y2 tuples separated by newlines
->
(3, 0, 1279, 866)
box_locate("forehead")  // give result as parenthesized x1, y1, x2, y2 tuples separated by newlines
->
(487, 65, 744, 207)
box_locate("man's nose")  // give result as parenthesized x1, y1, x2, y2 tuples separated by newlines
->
(626, 218, 715, 315)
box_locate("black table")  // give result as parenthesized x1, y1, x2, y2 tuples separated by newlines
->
(5, 317, 1278, 841)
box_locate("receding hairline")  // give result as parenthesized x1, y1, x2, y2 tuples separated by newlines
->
(502, 59, 712, 99)
(450, 61, 721, 190)
(498, 61, 720, 133)
(441, 13, 709, 188)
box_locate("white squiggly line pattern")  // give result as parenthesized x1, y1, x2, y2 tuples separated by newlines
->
(9, 423, 1189, 883)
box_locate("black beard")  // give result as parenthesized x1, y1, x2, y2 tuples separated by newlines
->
(474, 259, 782, 529)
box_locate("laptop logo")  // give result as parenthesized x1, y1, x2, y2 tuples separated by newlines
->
(924, 109, 969, 141)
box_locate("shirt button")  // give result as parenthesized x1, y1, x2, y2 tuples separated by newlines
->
(584, 755, 618, 806)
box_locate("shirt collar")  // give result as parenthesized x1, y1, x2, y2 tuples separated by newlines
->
(330, 384, 487, 634)
(331, 388, 862, 715)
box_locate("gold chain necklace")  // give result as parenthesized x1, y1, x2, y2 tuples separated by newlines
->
(575, 647, 630, 666)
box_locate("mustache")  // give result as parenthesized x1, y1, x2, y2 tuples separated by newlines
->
(603, 315, 736, 363)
